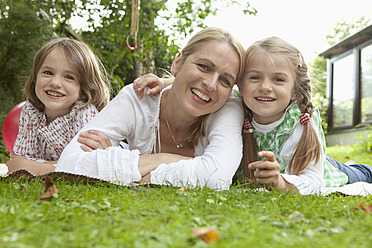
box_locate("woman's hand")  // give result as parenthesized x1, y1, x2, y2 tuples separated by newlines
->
(78, 130, 112, 152)
(248, 151, 297, 193)
(6, 154, 56, 175)
(133, 73, 174, 99)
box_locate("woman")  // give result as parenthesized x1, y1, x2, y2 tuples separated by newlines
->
(56, 27, 246, 190)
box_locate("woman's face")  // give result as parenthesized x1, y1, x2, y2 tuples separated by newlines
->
(171, 41, 240, 118)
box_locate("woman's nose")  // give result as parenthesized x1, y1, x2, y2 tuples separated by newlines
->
(202, 74, 218, 91)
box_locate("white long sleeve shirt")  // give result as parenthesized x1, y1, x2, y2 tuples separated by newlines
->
(56, 84, 244, 190)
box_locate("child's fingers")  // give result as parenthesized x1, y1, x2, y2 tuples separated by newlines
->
(257, 151, 276, 162)
(253, 167, 277, 178)
(133, 77, 148, 99)
(146, 86, 161, 96)
(134, 82, 144, 99)
(78, 131, 111, 150)
(87, 130, 112, 148)
(248, 160, 271, 170)
(80, 144, 93, 153)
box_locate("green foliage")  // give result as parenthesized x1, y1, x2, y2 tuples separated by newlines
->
(0, 0, 256, 108)
(326, 15, 371, 45)
(0, 0, 54, 115)
(0, 114, 9, 164)
(309, 56, 328, 132)
(352, 126, 372, 153)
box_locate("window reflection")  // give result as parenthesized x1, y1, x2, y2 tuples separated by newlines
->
(333, 54, 354, 127)
(361, 44, 372, 123)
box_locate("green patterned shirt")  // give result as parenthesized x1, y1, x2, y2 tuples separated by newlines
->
(254, 102, 348, 187)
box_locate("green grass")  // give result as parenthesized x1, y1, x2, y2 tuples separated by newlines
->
(327, 145, 372, 165)
(0, 145, 371, 247)
(0, 173, 371, 247)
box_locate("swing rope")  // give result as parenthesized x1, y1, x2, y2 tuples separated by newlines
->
(126, 0, 139, 51)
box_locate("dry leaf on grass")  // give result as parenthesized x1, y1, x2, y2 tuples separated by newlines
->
(192, 227, 219, 244)
(35, 176, 58, 200)
(352, 201, 372, 213)
(177, 187, 189, 194)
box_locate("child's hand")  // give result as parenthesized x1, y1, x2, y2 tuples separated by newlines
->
(133, 73, 173, 99)
(78, 130, 112, 152)
(248, 151, 295, 192)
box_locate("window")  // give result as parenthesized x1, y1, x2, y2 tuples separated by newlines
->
(332, 53, 355, 128)
(361, 44, 372, 124)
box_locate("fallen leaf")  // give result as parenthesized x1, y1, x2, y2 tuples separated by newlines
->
(19, 185, 25, 191)
(177, 187, 188, 193)
(35, 176, 58, 200)
(192, 227, 219, 244)
(352, 201, 372, 213)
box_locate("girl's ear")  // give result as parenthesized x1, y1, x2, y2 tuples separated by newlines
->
(171, 52, 183, 76)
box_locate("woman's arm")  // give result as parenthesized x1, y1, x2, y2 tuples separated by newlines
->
(56, 84, 161, 184)
(149, 96, 244, 190)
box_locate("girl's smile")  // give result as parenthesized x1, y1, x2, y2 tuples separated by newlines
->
(45, 90, 65, 98)
(241, 52, 296, 125)
(35, 47, 81, 124)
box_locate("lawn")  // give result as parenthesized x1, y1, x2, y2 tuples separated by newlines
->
(0, 145, 371, 247)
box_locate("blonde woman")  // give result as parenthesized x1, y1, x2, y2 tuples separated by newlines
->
(56, 27, 246, 190)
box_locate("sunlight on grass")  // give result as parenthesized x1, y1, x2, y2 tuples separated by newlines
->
(327, 145, 372, 165)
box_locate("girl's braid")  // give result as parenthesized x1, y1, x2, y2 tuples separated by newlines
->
(295, 63, 313, 115)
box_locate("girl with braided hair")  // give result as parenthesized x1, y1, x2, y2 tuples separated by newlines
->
(236, 36, 372, 195)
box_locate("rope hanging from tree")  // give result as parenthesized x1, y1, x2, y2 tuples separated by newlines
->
(126, 0, 139, 51)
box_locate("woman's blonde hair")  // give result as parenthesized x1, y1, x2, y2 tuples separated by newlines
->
(241, 36, 321, 180)
(178, 27, 246, 147)
(24, 37, 111, 112)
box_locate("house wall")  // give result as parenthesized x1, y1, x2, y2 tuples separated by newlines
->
(326, 129, 370, 146)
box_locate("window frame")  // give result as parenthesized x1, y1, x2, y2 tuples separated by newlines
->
(327, 39, 372, 132)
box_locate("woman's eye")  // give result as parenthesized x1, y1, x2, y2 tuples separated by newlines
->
(198, 64, 209, 71)
(220, 77, 231, 87)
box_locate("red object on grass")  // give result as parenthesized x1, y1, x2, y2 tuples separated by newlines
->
(2, 101, 26, 153)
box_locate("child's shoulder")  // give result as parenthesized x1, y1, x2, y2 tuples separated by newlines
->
(70, 103, 98, 117)
(24, 100, 39, 111)
(21, 101, 42, 119)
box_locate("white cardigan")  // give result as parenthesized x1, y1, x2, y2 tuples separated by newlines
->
(56, 84, 244, 190)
